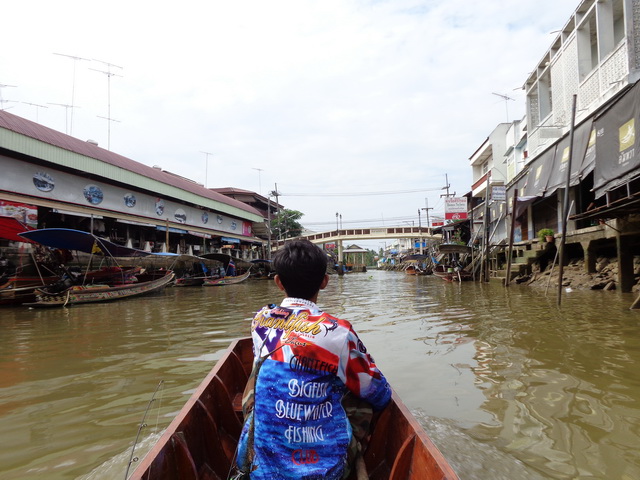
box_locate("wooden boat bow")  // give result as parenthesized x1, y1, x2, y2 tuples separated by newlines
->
(129, 338, 458, 480)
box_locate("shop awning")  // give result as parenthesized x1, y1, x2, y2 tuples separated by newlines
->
(221, 236, 241, 244)
(156, 225, 188, 234)
(0, 215, 34, 243)
(593, 81, 640, 198)
(522, 145, 556, 198)
(545, 117, 593, 196)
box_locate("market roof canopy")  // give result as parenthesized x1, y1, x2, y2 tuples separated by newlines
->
(593, 81, 640, 198)
(18, 228, 152, 257)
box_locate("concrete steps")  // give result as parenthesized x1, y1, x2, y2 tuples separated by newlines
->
(494, 244, 546, 281)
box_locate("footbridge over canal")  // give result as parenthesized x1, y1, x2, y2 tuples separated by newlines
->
(273, 226, 442, 262)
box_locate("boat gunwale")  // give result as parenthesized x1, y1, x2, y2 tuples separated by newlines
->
(128, 337, 459, 480)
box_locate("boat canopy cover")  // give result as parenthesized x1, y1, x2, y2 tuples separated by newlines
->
(438, 243, 473, 254)
(0, 216, 35, 243)
(201, 252, 252, 267)
(18, 228, 152, 257)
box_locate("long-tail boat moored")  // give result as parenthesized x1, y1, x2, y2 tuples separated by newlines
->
(128, 337, 458, 480)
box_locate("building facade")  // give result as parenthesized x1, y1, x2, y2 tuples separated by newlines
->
(0, 110, 268, 259)
(468, 0, 640, 291)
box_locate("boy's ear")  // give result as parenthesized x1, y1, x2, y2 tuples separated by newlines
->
(320, 274, 329, 290)
(274, 274, 286, 292)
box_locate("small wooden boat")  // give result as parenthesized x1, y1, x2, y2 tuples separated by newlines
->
(249, 259, 274, 280)
(23, 271, 175, 308)
(432, 265, 473, 282)
(202, 270, 251, 286)
(433, 244, 473, 282)
(0, 283, 39, 306)
(174, 276, 206, 287)
(83, 265, 142, 284)
(129, 337, 458, 480)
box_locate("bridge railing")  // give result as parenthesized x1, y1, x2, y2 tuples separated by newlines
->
(303, 226, 430, 241)
(272, 227, 434, 249)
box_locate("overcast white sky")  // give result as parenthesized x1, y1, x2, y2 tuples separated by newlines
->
(1, 0, 577, 238)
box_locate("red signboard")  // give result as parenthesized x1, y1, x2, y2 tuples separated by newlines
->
(444, 197, 468, 221)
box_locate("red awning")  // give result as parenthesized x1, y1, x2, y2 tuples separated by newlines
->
(0, 216, 35, 243)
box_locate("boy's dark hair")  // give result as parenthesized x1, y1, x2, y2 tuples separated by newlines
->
(272, 240, 327, 300)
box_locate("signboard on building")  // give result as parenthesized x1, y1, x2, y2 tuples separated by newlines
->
(444, 197, 468, 221)
(0, 200, 38, 227)
(491, 186, 506, 202)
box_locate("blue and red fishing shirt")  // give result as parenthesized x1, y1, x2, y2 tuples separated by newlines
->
(237, 297, 391, 479)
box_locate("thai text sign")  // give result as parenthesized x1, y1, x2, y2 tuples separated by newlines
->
(445, 197, 468, 220)
(491, 186, 506, 202)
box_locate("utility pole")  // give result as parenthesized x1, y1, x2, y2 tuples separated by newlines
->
(270, 184, 281, 240)
(91, 59, 123, 150)
(417, 209, 423, 254)
(440, 174, 456, 242)
(422, 198, 433, 235)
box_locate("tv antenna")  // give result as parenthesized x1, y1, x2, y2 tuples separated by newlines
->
(22, 101, 48, 122)
(491, 92, 515, 122)
(0, 84, 17, 110)
(53, 53, 90, 134)
(252, 167, 264, 194)
(201, 151, 214, 188)
(48, 102, 78, 134)
(91, 58, 123, 150)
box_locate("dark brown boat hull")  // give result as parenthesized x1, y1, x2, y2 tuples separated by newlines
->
(130, 338, 458, 480)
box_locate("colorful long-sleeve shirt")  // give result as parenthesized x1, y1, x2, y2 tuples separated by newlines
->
(237, 297, 391, 480)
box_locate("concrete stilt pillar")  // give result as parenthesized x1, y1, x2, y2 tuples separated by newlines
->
(337, 240, 344, 276)
(617, 234, 634, 293)
(581, 240, 597, 274)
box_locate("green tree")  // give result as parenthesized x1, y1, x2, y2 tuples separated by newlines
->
(272, 209, 304, 239)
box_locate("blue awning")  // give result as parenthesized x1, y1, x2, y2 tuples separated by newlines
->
(19, 228, 151, 257)
(221, 236, 241, 244)
(156, 226, 188, 234)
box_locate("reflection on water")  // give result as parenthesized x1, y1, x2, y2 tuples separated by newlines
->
(1, 271, 639, 479)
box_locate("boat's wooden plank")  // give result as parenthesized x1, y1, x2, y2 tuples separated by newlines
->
(169, 432, 198, 480)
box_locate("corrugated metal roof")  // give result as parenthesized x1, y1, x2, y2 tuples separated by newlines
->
(0, 110, 262, 219)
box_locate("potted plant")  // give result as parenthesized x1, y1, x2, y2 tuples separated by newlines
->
(537, 228, 554, 243)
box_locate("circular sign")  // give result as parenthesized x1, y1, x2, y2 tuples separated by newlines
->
(174, 209, 187, 224)
(155, 199, 165, 216)
(123, 193, 137, 208)
(83, 185, 104, 205)
(33, 172, 55, 192)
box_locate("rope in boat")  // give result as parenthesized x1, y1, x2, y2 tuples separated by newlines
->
(124, 380, 165, 480)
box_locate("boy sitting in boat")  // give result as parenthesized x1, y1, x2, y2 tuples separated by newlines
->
(236, 240, 391, 479)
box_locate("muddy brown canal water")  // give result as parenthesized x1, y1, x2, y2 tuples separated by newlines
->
(1, 270, 639, 479)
